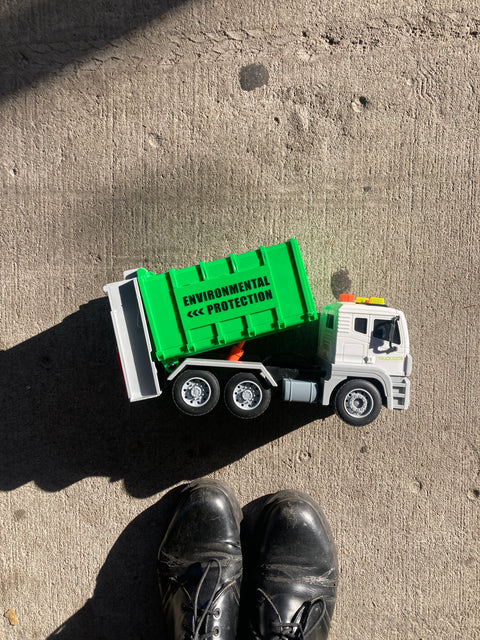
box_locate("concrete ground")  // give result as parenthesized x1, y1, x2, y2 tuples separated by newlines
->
(1, 1, 479, 638)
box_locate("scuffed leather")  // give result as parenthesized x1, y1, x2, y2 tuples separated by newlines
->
(158, 480, 243, 640)
(247, 491, 338, 640)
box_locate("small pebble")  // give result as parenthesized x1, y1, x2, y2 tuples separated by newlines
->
(4, 608, 19, 626)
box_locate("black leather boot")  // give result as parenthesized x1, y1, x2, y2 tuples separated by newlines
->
(157, 479, 243, 640)
(243, 491, 338, 640)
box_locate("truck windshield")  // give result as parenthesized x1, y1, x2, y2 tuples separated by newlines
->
(373, 318, 401, 345)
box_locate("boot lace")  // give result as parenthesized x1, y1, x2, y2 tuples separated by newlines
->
(253, 588, 327, 640)
(182, 558, 223, 640)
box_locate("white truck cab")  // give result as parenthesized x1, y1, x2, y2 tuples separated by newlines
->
(313, 295, 412, 425)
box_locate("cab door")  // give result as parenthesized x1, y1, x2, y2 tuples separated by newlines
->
(341, 315, 369, 364)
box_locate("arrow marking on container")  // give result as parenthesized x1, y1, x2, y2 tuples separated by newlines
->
(187, 308, 205, 318)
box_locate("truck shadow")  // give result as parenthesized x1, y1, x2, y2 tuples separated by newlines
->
(0, 298, 333, 499)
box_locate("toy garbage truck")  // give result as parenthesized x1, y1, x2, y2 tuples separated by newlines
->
(103, 239, 411, 426)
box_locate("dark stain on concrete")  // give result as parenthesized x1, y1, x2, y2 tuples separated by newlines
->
(239, 64, 269, 91)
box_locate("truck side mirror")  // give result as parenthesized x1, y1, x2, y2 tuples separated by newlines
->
(388, 316, 400, 351)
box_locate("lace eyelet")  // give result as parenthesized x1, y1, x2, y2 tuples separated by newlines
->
(213, 627, 220, 636)
(214, 608, 220, 618)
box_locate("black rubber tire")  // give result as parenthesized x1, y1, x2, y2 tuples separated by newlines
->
(172, 369, 220, 416)
(224, 372, 271, 419)
(334, 379, 382, 427)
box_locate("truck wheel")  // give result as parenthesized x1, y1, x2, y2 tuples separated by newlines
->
(224, 373, 271, 419)
(172, 370, 220, 416)
(335, 379, 382, 427)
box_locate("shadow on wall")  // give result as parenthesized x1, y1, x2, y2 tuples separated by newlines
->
(0, 0, 187, 101)
(0, 298, 332, 499)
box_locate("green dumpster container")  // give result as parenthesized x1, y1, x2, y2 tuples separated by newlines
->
(137, 239, 317, 366)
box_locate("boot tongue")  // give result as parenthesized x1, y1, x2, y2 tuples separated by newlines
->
(256, 592, 302, 638)
(184, 560, 222, 605)
(179, 561, 223, 639)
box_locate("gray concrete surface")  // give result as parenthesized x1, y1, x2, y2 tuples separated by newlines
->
(1, 1, 479, 638)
